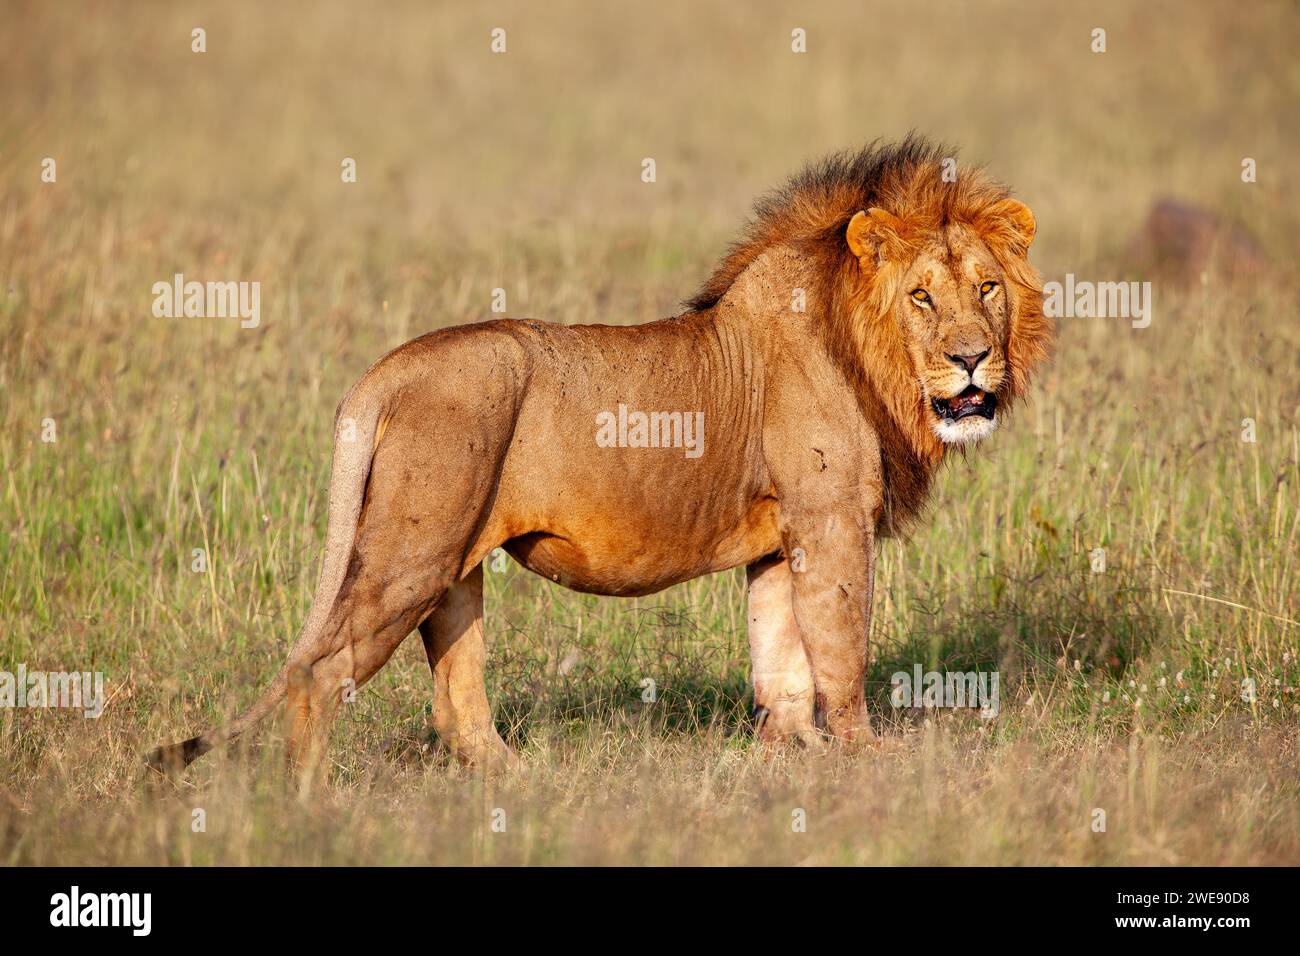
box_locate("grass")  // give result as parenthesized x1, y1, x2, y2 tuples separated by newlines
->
(1, 0, 1298, 865)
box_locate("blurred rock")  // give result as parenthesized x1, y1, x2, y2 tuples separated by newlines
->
(1126, 198, 1267, 285)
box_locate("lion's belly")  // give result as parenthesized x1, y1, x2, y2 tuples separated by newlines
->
(501, 495, 781, 596)
(449, 315, 779, 593)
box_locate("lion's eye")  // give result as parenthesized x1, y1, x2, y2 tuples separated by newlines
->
(979, 280, 998, 298)
(910, 288, 931, 305)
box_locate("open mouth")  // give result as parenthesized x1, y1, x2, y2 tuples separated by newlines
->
(931, 384, 997, 422)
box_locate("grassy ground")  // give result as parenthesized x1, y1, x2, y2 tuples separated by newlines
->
(1, 0, 1298, 865)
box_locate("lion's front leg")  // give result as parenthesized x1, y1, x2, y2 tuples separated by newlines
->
(783, 514, 876, 744)
(746, 554, 818, 748)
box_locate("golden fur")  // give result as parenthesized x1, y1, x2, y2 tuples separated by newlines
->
(149, 137, 1052, 774)
(690, 136, 1051, 529)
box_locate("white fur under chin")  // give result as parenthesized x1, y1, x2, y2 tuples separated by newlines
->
(932, 414, 999, 445)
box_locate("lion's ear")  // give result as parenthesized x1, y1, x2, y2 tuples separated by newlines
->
(846, 211, 874, 259)
(846, 207, 909, 265)
(978, 198, 1036, 258)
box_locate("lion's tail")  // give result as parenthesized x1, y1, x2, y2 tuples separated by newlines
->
(147, 386, 385, 775)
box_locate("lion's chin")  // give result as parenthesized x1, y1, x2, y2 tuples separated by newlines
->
(931, 412, 999, 445)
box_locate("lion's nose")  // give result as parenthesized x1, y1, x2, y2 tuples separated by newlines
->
(946, 349, 989, 374)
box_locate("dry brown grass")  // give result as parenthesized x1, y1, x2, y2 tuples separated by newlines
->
(1, 0, 1297, 865)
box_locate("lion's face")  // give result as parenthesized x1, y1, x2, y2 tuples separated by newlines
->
(893, 226, 1009, 444)
(846, 200, 1038, 447)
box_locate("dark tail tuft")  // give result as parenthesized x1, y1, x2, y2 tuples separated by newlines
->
(145, 735, 212, 776)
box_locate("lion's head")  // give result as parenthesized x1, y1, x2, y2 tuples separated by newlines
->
(845, 195, 1040, 446)
(686, 136, 1053, 486)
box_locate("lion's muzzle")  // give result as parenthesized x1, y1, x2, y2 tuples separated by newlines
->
(931, 385, 997, 422)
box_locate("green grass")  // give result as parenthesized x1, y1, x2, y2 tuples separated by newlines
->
(1, 0, 1297, 865)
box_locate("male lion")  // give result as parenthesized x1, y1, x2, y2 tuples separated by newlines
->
(150, 137, 1050, 775)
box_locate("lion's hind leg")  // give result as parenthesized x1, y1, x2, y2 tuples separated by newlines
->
(284, 367, 524, 780)
(284, 548, 456, 786)
(418, 564, 516, 770)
